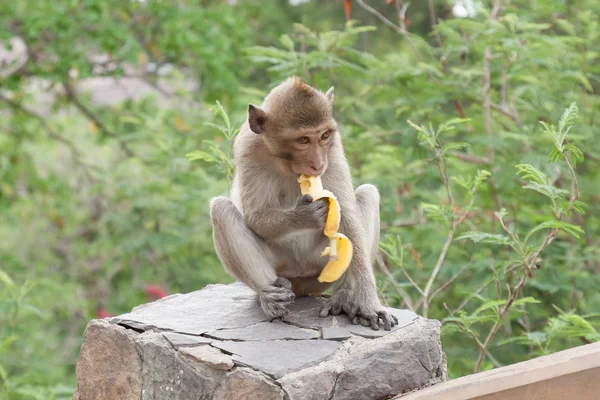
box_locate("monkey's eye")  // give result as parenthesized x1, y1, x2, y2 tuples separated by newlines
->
(320, 130, 332, 140)
(297, 136, 310, 145)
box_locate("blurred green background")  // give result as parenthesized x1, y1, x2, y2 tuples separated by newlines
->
(1, 0, 599, 398)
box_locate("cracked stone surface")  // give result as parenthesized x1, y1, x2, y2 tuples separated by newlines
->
(212, 339, 341, 378)
(206, 320, 319, 341)
(112, 282, 269, 335)
(75, 282, 446, 400)
(163, 332, 212, 348)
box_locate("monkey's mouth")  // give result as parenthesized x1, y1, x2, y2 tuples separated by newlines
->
(295, 166, 326, 177)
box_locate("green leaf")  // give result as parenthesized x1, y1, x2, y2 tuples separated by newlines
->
(0, 269, 14, 287)
(280, 34, 295, 51)
(515, 164, 548, 185)
(474, 299, 506, 315)
(0, 363, 7, 384)
(186, 150, 217, 162)
(494, 209, 508, 221)
(512, 297, 541, 307)
(526, 220, 585, 241)
(456, 232, 511, 245)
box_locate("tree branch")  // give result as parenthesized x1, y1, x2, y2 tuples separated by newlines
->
(62, 81, 136, 158)
(0, 92, 98, 182)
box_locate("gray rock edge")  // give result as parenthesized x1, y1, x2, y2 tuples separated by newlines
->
(112, 316, 445, 399)
(81, 283, 445, 399)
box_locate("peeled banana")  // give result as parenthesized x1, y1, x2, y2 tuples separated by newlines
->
(298, 175, 353, 283)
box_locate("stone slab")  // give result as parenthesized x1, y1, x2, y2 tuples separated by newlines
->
(112, 282, 270, 335)
(206, 320, 319, 341)
(211, 339, 341, 379)
(163, 332, 212, 348)
(321, 327, 352, 341)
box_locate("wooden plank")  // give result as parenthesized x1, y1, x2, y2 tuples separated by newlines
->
(400, 342, 600, 400)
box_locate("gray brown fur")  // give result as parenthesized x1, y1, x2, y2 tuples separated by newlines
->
(209, 77, 397, 330)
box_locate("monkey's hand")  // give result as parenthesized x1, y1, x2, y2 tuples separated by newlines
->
(258, 277, 296, 319)
(294, 194, 329, 230)
(318, 289, 399, 331)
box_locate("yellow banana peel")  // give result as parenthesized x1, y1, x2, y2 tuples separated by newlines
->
(298, 175, 353, 283)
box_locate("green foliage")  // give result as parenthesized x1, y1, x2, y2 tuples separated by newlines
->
(1, 0, 600, 394)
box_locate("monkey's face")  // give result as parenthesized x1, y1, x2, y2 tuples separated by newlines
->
(247, 77, 337, 177)
(271, 123, 337, 177)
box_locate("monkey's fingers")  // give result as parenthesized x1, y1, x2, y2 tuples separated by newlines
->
(261, 288, 295, 302)
(273, 277, 292, 290)
(297, 194, 314, 206)
(369, 315, 380, 330)
(377, 311, 398, 331)
(318, 302, 333, 318)
(342, 303, 359, 320)
(331, 302, 343, 316)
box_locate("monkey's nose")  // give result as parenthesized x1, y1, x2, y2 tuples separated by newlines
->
(308, 164, 325, 175)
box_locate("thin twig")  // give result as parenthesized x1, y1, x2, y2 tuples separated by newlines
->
(429, 262, 472, 304)
(355, 0, 402, 33)
(399, 263, 425, 298)
(490, 0, 503, 20)
(394, 0, 423, 61)
(449, 152, 492, 164)
(427, 0, 443, 48)
(376, 255, 416, 311)
(482, 47, 494, 163)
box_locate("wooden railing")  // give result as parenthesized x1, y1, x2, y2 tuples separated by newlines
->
(400, 342, 600, 400)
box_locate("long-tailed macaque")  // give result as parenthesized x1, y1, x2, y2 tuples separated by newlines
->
(210, 77, 398, 330)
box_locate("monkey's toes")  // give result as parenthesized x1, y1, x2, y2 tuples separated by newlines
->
(273, 277, 292, 290)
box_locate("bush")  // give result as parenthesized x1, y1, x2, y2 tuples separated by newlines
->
(1, 0, 598, 396)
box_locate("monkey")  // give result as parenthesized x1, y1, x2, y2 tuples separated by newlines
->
(209, 77, 398, 331)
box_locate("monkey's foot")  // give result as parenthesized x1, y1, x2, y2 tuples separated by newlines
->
(258, 277, 296, 319)
(318, 290, 399, 331)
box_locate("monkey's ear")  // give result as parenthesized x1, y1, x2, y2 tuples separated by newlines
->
(325, 86, 334, 103)
(248, 104, 267, 134)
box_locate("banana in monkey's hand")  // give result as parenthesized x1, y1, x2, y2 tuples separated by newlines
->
(298, 175, 353, 283)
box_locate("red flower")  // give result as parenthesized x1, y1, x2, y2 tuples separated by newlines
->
(144, 284, 168, 300)
(96, 307, 113, 319)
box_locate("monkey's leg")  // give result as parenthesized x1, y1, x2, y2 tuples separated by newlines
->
(318, 184, 398, 330)
(210, 196, 295, 318)
(355, 184, 381, 262)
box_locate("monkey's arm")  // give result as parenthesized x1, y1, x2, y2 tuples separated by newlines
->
(244, 195, 328, 240)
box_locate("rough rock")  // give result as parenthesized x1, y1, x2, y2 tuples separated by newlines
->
(180, 345, 234, 371)
(332, 318, 445, 400)
(75, 282, 446, 400)
(75, 319, 142, 400)
(134, 332, 225, 400)
(213, 368, 285, 400)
